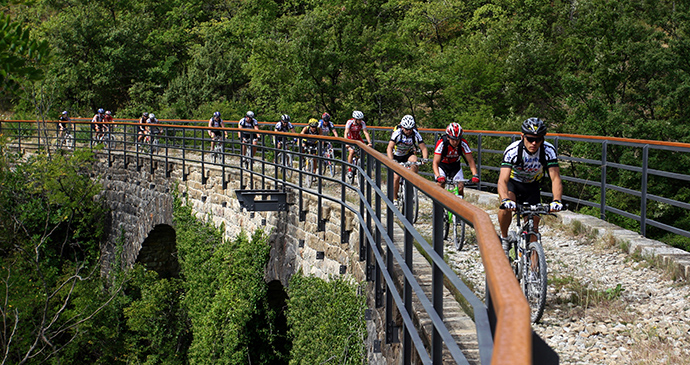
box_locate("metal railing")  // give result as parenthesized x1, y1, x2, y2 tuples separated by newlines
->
(66, 117, 690, 240)
(1, 119, 538, 364)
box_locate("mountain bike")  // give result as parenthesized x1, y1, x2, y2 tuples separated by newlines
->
(503, 202, 555, 323)
(443, 180, 477, 251)
(302, 144, 318, 188)
(346, 147, 360, 187)
(322, 142, 336, 177)
(210, 135, 224, 163)
(55, 128, 73, 150)
(99, 128, 116, 150)
(144, 130, 160, 154)
(276, 138, 296, 180)
(396, 159, 428, 224)
(241, 136, 256, 169)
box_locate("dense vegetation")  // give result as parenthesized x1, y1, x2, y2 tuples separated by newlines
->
(0, 0, 688, 143)
(0, 147, 366, 363)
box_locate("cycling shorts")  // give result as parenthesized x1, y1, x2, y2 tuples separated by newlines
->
(304, 145, 318, 154)
(241, 132, 257, 142)
(393, 152, 414, 163)
(211, 130, 223, 138)
(506, 179, 542, 205)
(438, 162, 464, 183)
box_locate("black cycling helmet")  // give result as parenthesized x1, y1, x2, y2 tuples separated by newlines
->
(321, 112, 331, 122)
(142, 112, 149, 118)
(521, 117, 547, 136)
(281, 114, 290, 122)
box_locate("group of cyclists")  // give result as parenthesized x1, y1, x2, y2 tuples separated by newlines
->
(59, 108, 563, 259)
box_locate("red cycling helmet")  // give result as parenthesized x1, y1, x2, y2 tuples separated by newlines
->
(446, 123, 463, 140)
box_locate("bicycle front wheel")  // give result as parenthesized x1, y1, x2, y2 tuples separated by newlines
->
(524, 240, 548, 323)
(304, 157, 313, 188)
(455, 219, 466, 251)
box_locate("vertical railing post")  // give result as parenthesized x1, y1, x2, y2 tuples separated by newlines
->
(340, 143, 348, 244)
(600, 141, 607, 220)
(385, 165, 396, 343)
(640, 145, 649, 237)
(374, 159, 383, 307)
(431, 197, 445, 363)
(476, 134, 483, 190)
(403, 174, 413, 364)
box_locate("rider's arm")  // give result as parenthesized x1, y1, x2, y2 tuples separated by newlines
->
(497, 166, 512, 201)
(208, 119, 213, 136)
(432, 153, 442, 178)
(221, 121, 227, 137)
(386, 140, 395, 160)
(548, 165, 563, 202)
(331, 126, 338, 138)
(418, 142, 429, 159)
(465, 151, 479, 176)
(363, 129, 372, 145)
(344, 125, 351, 140)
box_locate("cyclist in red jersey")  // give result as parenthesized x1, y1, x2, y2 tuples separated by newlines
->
(343, 110, 372, 179)
(432, 123, 479, 197)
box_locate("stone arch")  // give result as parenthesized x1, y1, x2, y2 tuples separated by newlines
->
(136, 224, 179, 278)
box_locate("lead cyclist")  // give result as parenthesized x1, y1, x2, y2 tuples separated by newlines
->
(497, 117, 563, 257)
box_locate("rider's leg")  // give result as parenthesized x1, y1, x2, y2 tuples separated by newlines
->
(498, 190, 517, 238)
(393, 173, 401, 200)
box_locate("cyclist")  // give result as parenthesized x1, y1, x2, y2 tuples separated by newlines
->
(91, 108, 105, 142)
(386, 115, 429, 205)
(318, 112, 338, 138)
(301, 118, 321, 175)
(432, 122, 480, 195)
(238, 110, 259, 158)
(274, 114, 295, 150)
(497, 118, 563, 256)
(344, 110, 372, 179)
(103, 110, 113, 138)
(145, 113, 160, 143)
(56, 110, 70, 144)
(138, 112, 149, 143)
(208, 111, 227, 151)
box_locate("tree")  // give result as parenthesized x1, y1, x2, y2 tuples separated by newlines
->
(0, 148, 124, 364)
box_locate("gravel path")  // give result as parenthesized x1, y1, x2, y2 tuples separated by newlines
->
(414, 194, 690, 364)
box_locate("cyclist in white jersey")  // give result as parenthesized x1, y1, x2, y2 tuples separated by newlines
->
(497, 118, 563, 256)
(238, 111, 260, 157)
(386, 115, 428, 204)
(274, 114, 295, 149)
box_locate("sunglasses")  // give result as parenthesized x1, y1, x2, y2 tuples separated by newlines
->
(524, 135, 544, 143)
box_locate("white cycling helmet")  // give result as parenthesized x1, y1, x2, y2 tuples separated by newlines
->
(246, 111, 255, 118)
(400, 115, 415, 129)
(149, 113, 155, 119)
(352, 110, 364, 119)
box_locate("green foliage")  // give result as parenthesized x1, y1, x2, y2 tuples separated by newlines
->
(173, 191, 286, 364)
(123, 266, 190, 364)
(0, 147, 113, 364)
(286, 273, 366, 364)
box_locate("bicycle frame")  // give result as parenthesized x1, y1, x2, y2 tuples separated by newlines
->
(509, 202, 552, 323)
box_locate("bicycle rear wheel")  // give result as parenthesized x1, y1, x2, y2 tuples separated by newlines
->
(411, 187, 419, 224)
(524, 240, 548, 323)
